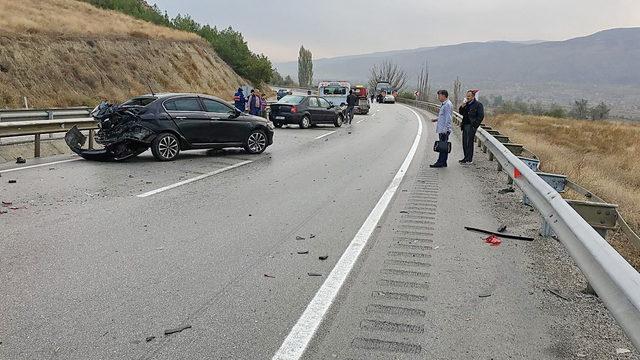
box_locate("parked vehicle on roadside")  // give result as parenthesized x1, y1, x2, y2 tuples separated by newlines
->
(65, 93, 274, 161)
(375, 81, 396, 104)
(318, 81, 351, 107)
(277, 89, 292, 100)
(352, 85, 370, 114)
(269, 95, 344, 129)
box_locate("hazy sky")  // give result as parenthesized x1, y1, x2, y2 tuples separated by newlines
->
(152, 0, 640, 63)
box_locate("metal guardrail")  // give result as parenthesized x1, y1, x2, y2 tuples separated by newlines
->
(401, 98, 640, 350)
(0, 107, 92, 122)
(0, 118, 97, 157)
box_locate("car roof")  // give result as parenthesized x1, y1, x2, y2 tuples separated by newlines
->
(138, 93, 228, 103)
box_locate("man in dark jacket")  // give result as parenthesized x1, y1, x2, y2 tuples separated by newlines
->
(248, 89, 262, 116)
(346, 90, 358, 124)
(233, 88, 246, 112)
(458, 90, 484, 164)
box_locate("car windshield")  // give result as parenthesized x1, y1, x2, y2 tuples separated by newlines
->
(321, 86, 348, 95)
(278, 95, 304, 104)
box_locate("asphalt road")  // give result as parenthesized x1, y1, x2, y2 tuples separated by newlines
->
(1, 103, 420, 359)
(1, 103, 632, 359)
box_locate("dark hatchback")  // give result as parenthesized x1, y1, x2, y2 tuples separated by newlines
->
(269, 95, 344, 129)
(65, 93, 274, 161)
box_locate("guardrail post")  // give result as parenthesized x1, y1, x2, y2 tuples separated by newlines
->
(88, 129, 95, 149)
(518, 157, 540, 172)
(566, 200, 619, 238)
(482, 144, 487, 153)
(34, 134, 41, 157)
(540, 215, 556, 237)
(525, 172, 567, 207)
(488, 152, 494, 161)
(503, 143, 524, 156)
(48, 111, 54, 139)
(497, 162, 503, 172)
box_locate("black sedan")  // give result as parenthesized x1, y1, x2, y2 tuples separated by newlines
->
(269, 95, 344, 129)
(65, 93, 274, 161)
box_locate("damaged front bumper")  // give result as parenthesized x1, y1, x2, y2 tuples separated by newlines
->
(65, 103, 156, 161)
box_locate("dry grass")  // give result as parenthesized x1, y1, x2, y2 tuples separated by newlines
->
(487, 114, 640, 267)
(0, 0, 247, 108)
(0, 0, 199, 41)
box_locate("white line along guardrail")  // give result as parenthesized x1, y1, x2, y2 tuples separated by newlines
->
(401, 98, 640, 349)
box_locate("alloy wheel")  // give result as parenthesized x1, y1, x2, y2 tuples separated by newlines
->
(248, 132, 267, 153)
(158, 135, 178, 159)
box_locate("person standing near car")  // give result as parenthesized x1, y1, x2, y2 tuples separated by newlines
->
(430, 90, 453, 168)
(346, 90, 358, 124)
(248, 89, 261, 116)
(233, 87, 246, 112)
(459, 89, 484, 164)
(260, 93, 268, 118)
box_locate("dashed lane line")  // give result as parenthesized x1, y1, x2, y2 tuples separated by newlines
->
(136, 160, 253, 198)
(0, 158, 82, 174)
(314, 131, 336, 140)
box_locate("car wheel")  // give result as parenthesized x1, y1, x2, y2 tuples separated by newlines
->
(244, 129, 268, 154)
(299, 115, 311, 129)
(334, 115, 343, 127)
(151, 132, 180, 161)
(274, 122, 283, 128)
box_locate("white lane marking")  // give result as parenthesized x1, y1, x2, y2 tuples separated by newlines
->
(272, 106, 424, 360)
(137, 160, 253, 198)
(314, 131, 336, 140)
(0, 158, 82, 174)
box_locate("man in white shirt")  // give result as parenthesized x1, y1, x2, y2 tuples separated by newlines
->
(431, 90, 453, 168)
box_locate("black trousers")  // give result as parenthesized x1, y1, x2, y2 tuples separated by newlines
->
(462, 124, 477, 162)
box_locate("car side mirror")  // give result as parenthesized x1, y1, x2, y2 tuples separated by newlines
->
(328, 104, 335, 109)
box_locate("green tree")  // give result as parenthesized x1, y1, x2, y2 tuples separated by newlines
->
(283, 75, 296, 86)
(271, 69, 285, 86)
(297, 46, 313, 88)
(544, 103, 566, 118)
(590, 102, 611, 120)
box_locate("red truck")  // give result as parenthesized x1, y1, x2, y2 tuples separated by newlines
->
(352, 85, 370, 115)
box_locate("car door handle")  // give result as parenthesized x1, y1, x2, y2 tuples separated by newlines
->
(175, 116, 187, 119)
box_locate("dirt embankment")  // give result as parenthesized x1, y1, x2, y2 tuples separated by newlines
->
(0, 0, 247, 108)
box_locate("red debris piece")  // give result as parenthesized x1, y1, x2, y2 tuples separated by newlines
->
(514, 168, 522, 178)
(484, 235, 502, 246)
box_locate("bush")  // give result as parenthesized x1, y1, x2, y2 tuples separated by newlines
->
(398, 91, 416, 100)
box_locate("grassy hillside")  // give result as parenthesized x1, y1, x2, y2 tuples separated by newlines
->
(0, 0, 246, 108)
(487, 114, 640, 266)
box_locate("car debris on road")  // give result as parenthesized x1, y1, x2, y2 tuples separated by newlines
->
(164, 324, 192, 336)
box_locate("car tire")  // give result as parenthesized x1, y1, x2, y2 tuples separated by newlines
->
(244, 129, 268, 154)
(274, 122, 283, 128)
(151, 132, 180, 161)
(334, 115, 343, 127)
(299, 115, 311, 129)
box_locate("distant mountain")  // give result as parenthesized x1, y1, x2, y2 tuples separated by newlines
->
(276, 27, 640, 88)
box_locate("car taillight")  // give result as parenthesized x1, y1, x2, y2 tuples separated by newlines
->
(290, 106, 298, 113)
